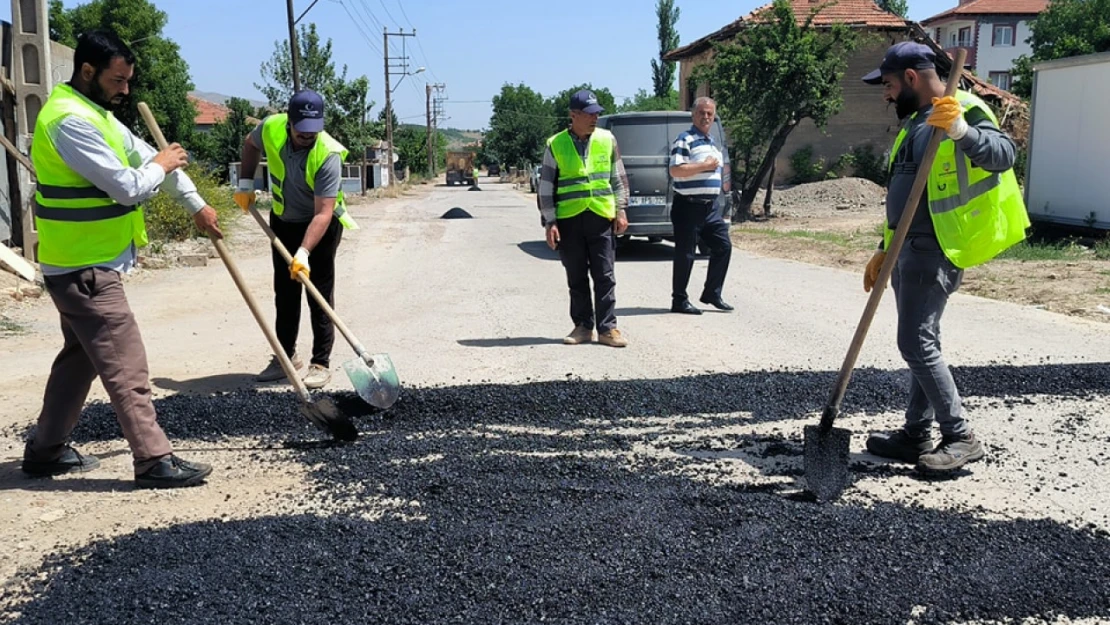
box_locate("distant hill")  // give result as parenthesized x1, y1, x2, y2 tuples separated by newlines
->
(400, 123, 482, 149)
(190, 90, 269, 110)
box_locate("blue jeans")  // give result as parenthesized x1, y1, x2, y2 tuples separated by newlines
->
(892, 236, 969, 438)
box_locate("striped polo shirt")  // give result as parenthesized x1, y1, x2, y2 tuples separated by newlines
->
(670, 125, 722, 198)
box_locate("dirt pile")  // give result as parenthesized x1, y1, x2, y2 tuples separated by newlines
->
(750, 177, 887, 217)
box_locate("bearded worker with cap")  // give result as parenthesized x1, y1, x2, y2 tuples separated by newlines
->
(860, 42, 1029, 474)
(235, 90, 359, 389)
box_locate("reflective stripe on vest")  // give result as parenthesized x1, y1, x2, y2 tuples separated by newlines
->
(883, 90, 1029, 269)
(260, 114, 360, 230)
(31, 83, 148, 267)
(547, 128, 616, 220)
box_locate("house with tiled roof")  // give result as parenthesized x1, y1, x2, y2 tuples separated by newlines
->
(921, 0, 1049, 92)
(188, 95, 261, 133)
(663, 0, 916, 182)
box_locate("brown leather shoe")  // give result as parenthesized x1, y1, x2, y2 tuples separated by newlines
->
(598, 328, 628, 348)
(563, 326, 595, 345)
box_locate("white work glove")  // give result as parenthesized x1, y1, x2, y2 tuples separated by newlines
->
(289, 246, 310, 281)
(233, 178, 255, 213)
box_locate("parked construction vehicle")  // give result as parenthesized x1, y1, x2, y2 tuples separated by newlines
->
(446, 151, 476, 186)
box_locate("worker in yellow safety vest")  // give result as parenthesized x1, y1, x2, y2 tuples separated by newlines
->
(235, 90, 359, 390)
(860, 42, 1030, 475)
(23, 29, 220, 488)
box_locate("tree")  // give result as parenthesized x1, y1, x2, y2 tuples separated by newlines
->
(617, 88, 679, 112)
(392, 125, 448, 177)
(377, 106, 399, 131)
(875, 0, 909, 18)
(256, 23, 377, 159)
(652, 0, 681, 98)
(49, 0, 197, 144)
(544, 84, 617, 135)
(485, 83, 550, 169)
(193, 98, 259, 180)
(1011, 0, 1110, 98)
(693, 0, 857, 219)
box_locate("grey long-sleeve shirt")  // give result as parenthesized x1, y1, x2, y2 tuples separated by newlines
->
(39, 88, 207, 276)
(885, 104, 1016, 244)
(538, 130, 630, 225)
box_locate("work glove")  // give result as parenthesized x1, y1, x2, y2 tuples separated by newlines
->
(926, 96, 969, 140)
(233, 178, 255, 213)
(864, 250, 886, 293)
(290, 246, 310, 281)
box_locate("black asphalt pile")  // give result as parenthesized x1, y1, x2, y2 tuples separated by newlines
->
(6, 361, 1110, 624)
(441, 207, 473, 219)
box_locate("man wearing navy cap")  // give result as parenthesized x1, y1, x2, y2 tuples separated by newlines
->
(235, 90, 360, 388)
(538, 89, 630, 347)
(860, 42, 1029, 474)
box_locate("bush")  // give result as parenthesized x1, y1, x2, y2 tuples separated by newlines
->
(144, 165, 238, 241)
(789, 146, 826, 184)
(848, 145, 886, 186)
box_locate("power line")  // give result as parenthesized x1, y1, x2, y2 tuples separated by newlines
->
(377, 0, 401, 27)
(353, 0, 387, 32)
(392, 0, 440, 83)
(333, 0, 384, 56)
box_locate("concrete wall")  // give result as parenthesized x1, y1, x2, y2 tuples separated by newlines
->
(975, 18, 1033, 86)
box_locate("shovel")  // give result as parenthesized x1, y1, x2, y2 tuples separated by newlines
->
(242, 205, 401, 410)
(137, 102, 357, 442)
(803, 49, 966, 501)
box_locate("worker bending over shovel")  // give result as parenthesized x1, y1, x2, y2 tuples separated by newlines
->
(235, 90, 359, 389)
(861, 42, 1029, 474)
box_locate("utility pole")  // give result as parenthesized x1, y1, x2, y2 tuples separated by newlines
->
(286, 0, 301, 92)
(361, 90, 367, 194)
(426, 84, 433, 176)
(429, 83, 446, 176)
(383, 28, 417, 186)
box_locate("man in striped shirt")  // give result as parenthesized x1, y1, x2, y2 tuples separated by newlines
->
(668, 97, 734, 315)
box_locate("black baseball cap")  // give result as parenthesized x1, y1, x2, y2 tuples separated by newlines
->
(288, 90, 325, 133)
(862, 42, 937, 84)
(569, 89, 604, 114)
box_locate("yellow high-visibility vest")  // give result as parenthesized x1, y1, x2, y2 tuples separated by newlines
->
(547, 128, 616, 220)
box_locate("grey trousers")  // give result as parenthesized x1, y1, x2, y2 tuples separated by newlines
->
(30, 268, 173, 471)
(892, 236, 969, 438)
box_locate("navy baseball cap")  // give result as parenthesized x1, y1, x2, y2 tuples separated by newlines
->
(862, 42, 937, 84)
(569, 89, 604, 114)
(288, 90, 325, 133)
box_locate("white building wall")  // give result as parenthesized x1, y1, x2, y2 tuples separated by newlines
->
(975, 19, 1034, 84)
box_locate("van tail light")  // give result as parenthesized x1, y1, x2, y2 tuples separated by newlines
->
(722, 162, 732, 193)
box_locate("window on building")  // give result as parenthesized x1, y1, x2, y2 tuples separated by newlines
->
(957, 26, 972, 47)
(993, 25, 1014, 46)
(989, 71, 1012, 91)
(935, 27, 942, 43)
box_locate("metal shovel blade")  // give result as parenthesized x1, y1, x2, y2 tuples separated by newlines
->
(342, 352, 401, 409)
(298, 395, 358, 442)
(803, 424, 852, 501)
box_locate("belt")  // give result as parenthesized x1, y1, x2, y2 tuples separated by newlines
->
(674, 194, 717, 204)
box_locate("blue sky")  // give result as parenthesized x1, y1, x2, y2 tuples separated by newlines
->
(3, 0, 959, 130)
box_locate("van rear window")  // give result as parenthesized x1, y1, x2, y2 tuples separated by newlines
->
(606, 120, 671, 157)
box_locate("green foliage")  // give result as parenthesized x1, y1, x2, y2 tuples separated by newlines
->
(692, 0, 857, 214)
(143, 165, 237, 242)
(652, 0, 681, 98)
(841, 144, 886, 185)
(256, 23, 378, 158)
(789, 146, 826, 184)
(1012, 0, 1110, 97)
(875, 0, 909, 18)
(544, 84, 617, 135)
(192, 98, 259, 179)
(485, 83, 551, 168)
(617, 88, 680, 112)
(49, 0, 197, 144)
(392, 126, 449, 176)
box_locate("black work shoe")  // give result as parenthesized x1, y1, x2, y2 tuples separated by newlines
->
(22, 444, 101, 476)
(865, 429, 935, 463)
(135, 455, 213, 489)
(671, 300, 702, 315)
(700, 296, 735, 311)
(917, 433, 985, 474)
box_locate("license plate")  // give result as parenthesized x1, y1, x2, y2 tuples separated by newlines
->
(629, 195, 665, 206)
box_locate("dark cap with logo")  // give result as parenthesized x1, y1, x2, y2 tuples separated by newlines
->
(862, 42, 937, 84)
(569, 89, 604, 114)
(288, 90, 325, 133)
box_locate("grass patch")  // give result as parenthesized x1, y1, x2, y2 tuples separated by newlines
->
(0, 316, 26, 335)
(996, 240, 1091, 262)
(741, 228, 869, 248)
(144, 165, 239, 242)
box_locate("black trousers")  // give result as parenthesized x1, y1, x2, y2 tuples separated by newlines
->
(557, 210, 617, 332)
(671, 193, 732, 303)
(270, 213, 343, 367)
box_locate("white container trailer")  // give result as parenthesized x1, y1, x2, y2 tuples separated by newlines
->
(1025, 51, 1110, 229)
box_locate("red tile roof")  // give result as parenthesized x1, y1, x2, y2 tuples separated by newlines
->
(664, 0, 909, 60)
(922, 0, 1048, 24)
(189, 95, 262, 127)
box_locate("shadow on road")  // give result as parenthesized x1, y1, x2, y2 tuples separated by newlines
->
(457, 337, 566, 348)
(152, 374, 264, 394)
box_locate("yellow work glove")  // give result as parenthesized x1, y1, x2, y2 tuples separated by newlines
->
(290, 246, 310, 281)
(926, 96, 969, 140)
(864, 250, 886, 293)
(233, 178, 255, 213)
